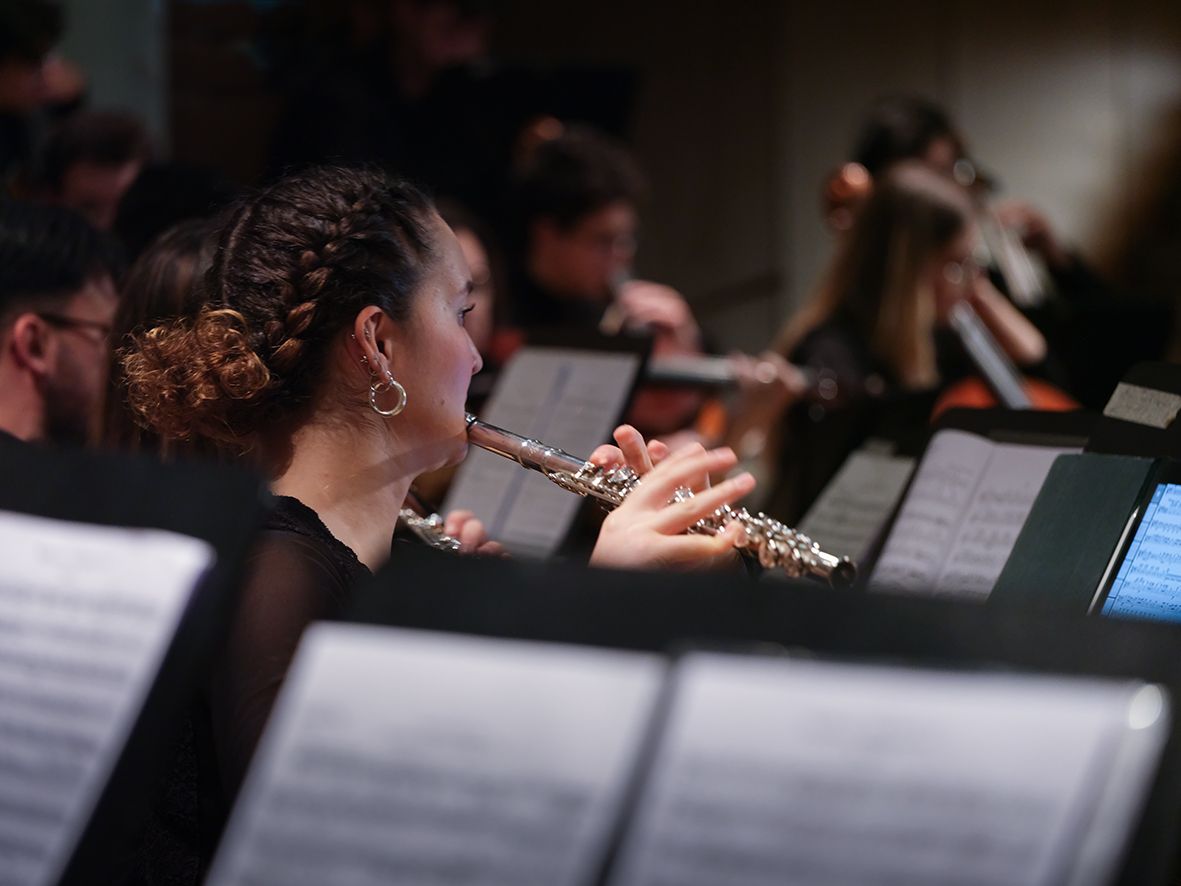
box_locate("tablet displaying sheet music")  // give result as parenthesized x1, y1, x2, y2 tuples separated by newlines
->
(870, 428, 1078, 600)
(1096, 483, 1181, 623)
(445, 345, 642, 558)
(0, 510, 214, 886)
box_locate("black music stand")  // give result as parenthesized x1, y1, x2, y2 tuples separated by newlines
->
(346, 545, 1181, 885)
(0, 438, 266, 884)
(1087, 362, 1181, 459)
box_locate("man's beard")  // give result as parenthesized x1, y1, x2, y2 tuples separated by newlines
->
(41, 351, 100, 447)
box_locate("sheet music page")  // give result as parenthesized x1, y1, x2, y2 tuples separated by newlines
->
(209, 625, 663, 886)
(609, 654, 1168, 886)
(445, 347, 642, 557)
(934, 442, 1072, 599)
(871, 429, 1075, 599)
(797, 448, 915, 563)
(0, 511, 213, 886)
(871, 430, 994, 592)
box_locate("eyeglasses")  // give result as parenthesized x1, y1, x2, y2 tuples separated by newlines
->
(36, 312, 113, 341)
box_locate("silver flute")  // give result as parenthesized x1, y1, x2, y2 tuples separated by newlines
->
(397, 508, 463, 552)
(465, 413, 857, 587)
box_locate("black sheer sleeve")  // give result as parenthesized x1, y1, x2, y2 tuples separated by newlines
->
(209, 530, 352, 797)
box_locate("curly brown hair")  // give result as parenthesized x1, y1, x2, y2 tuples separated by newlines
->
(120, 165, 436, 453)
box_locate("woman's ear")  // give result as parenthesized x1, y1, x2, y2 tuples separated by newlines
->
(351, 306, 397, 377)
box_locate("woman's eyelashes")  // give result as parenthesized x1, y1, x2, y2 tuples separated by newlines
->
(459, 303, 475, 326)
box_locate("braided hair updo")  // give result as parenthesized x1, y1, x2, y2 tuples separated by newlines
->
(121, 166, 436, 453)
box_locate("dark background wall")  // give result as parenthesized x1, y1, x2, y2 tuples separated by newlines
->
(60, 0, 1181, 352)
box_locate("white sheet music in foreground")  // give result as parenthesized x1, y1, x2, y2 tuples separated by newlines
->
(209, 624, 663, 886)
(870, 429, 1076, 599)
(446, 346, 641, 557)
(0, 511, 213, 886)
(610, 654, 1169, 886)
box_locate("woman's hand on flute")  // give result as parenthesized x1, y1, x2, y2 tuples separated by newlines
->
(589, 437, 755, 572)
(587, 423, 670, 476)
(441, 509, 505, 556)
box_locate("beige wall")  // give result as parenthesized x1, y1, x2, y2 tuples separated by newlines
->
(781, 0, 1181, 328)
(499, 0, 1181, 352)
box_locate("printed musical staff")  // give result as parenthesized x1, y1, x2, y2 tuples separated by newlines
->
(871, 430, 1075, 600)
(0, 511, 212, 886)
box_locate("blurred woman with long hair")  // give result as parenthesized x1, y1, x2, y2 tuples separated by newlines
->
(769, 161, 1047, 522)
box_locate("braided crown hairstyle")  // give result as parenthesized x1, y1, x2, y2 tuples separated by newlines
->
(121, 166, 436, 452)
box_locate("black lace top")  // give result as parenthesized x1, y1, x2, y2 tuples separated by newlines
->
(211, 496, 372, 792)
(126, 495, 373, 885)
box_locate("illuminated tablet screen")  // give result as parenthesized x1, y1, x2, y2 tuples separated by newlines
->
(1101, 484, 1181, 623)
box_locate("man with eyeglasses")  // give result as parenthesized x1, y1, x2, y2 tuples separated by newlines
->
(0, 200, 120, 445)
(510, 126, 707, 437)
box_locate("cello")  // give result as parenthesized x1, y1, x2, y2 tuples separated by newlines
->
(821, 163, 1077, 419)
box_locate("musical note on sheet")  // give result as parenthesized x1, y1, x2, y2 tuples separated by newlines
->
(1102, 484, 1181, 623)
(798, 449, 915, 563)
(870, 430, 1076, 600)
(0, 511, 213, 886)
(445, 347, 642, 558)
(608, 654, 1169, 886)
(208, 625, 662, 886)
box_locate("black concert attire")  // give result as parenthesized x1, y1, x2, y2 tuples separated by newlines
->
(212, 495, 371, 790)
(509, 269, 607, 333)
(1018, 257, 1170, 410)
(125, 495, 371, 886)
(763, 314, 1067, 526)
(764, 320, 932, 526)
(0, 112, 32, 192)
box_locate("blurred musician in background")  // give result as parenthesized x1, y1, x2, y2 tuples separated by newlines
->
(0, 200, 120, 446)
(36, 109, 151, 230)
(833, 94, 1138, 408)
(850, 95, 1075, 283)
(436, 198, 504, 363)
(510, 125, 707, 436)
(767, 162, 1048, 523)
(100, 217, 220, 455)
(0, 0, 70, 191)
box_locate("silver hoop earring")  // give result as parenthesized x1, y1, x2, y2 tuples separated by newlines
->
(369, 372, 407, 417)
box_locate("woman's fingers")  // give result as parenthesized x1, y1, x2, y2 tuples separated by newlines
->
(627, 446, 737, 508)
(443, 509, 474, 537)
(651, 472, 755, 534)
(647, 438, 670, 465)
(635, 519, 746, 569)
(458, 515, 489, 552)
(613, 424, 655, 474)
(443, 509, 492, 553)
(476, 540, 506, 557)
(590, 427, 673, 476)
(588, 443, 624, 468)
